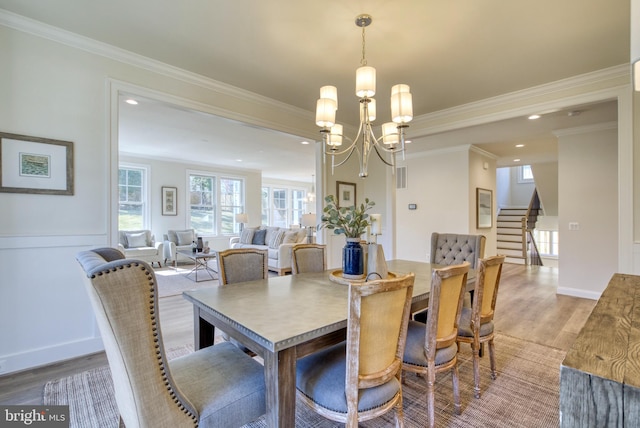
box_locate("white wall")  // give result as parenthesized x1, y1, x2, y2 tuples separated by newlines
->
(0, 24, 317, 374)
(557, 125, 618, 298)
(395, 147, 470, 261)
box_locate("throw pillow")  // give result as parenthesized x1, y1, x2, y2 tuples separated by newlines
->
(252, 229, 267, 245)
(176, 231, 193, 246)
(268, 229, 286, 249)
(126, 232, 148, 248)
(240, 227, 256, 244)
(264, 227, 280, 246)
(282, 230, 299, 244)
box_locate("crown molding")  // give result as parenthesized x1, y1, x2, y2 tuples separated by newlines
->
(0, 9, 313, 122)
(410, 64, 629, 137)
(552, 121, 618, 137)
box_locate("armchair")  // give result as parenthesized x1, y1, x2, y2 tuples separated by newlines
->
(117, 230, 163, 267)
(163, 229, 197, 266)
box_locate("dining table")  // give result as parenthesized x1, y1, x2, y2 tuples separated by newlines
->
(182, 259, 476, 428)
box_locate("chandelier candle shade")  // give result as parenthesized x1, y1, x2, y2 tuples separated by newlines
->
(315, 14, 413, 178)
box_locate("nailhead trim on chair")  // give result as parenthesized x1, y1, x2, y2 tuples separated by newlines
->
(94, 261, 199, 426)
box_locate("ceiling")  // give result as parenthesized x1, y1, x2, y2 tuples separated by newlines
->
(0, 0, 629, 180)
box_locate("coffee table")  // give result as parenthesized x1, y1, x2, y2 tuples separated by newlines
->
(177, 250, 217, 282)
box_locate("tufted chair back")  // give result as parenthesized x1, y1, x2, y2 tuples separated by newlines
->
(430, 233, 486, 269)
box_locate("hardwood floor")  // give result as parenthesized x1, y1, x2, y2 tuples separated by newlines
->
(0, 263, 596, 406)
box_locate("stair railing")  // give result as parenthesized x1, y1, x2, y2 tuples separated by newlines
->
(525, 189, 543, 266)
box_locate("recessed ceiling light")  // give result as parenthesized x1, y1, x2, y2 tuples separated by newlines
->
(236, 159, 243, 162)
(125, 99, 138, 105)
(513, 158, 521, 162)
(301, 141, 310, 145)
(515, 144, 525, 148)
(405, 140, 412, 144)
(528, 114, 540, 120)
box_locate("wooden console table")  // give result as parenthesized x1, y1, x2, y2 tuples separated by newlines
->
(560, 273, 640, 427)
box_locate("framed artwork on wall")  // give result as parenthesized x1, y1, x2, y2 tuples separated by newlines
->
(162, 186, 177, 215)
(336, 181, 356, 208)
(476, 187, 493, 228)
(0, 132, 74, 195)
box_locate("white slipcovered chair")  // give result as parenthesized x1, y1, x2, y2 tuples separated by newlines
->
(117, 230, 164, 268)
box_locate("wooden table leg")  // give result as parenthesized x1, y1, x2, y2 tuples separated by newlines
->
(192, 306, 215, 350)
(263, 347, 297, 427)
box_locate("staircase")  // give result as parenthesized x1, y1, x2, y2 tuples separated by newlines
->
(497, 208, 529, 264)
(496, 189, 544, 265)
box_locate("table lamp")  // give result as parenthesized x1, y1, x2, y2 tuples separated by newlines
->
(301, 213, 317, 244)
(235, 213, 249, 232)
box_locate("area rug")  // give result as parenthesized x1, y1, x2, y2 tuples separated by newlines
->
(43, 334, 563, 427)
(154, 265, 218, 298)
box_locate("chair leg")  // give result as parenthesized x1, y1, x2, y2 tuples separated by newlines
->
(452, 363, 462, 414)
(472, 342, 481, 399)
(394, 391, 405, 428)
(426, 365, 436, 428)
(489, 339, 497, 380)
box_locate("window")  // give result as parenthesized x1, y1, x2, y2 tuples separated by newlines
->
(262, 184, 309, 228)
(518, 165, 534, 183)
(533, 229, 559, 257)
(188, 172, 245, 236)
(220, 177, 244, 234)
(118, 164, 148, 230)
(189, 174, 216, 235)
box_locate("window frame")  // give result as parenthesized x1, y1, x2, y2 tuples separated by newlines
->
(187, 169, 245, 237)
(261, 183, 309, 228)
(118, 162, 150, 230)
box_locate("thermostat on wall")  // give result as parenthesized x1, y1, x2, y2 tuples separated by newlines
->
(408, 204, 417, 210)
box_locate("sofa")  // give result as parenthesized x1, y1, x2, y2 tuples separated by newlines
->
(229, 226, 307, 275)
(163, 229, 199, 266)
(117, 230, 164, 267)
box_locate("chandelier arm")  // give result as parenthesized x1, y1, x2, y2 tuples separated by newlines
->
(372, 144, 395, 167)
(332, 145, 358, 168)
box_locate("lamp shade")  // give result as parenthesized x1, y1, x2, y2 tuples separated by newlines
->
(235, 213, 249, 224)
(320, 86, 338, 109)
(381, 122, 399, 146)
(328, 124, 343, 147)
(316, 98, 337, 128)
(356, 66, 376, 97)
(390, 84, 413, 124)
(301, 213, 317, 227)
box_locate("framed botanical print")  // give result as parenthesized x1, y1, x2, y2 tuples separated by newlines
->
(162, 186, 177, 215)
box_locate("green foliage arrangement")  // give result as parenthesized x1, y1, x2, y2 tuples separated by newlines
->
(319, 195, 375, 239)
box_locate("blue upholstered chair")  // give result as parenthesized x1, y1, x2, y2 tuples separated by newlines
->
(296, 273, 415, 427)
(75, 248, 266, 428)
(457, 255, 506, 398)
(402, 262, 470, 428)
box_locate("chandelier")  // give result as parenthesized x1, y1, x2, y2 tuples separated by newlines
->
(315, 14, 413, 178)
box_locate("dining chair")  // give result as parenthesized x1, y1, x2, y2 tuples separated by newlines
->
(296, 272, 415, 427)
(456, 254, 506, 398)
(216, 247, 268, 286)
(414, 232, 484, 322)
(75, 247, 266, 428)
(216, 248, 268, 352)
(291, 243, 327, 274)
(402, 262, 470, 428)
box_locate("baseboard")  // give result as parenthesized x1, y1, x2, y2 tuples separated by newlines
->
(0, 337, 104, 376)
(556, 286, 600, 300)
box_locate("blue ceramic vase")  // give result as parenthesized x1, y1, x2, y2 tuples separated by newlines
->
(343, 238, 364, 279)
